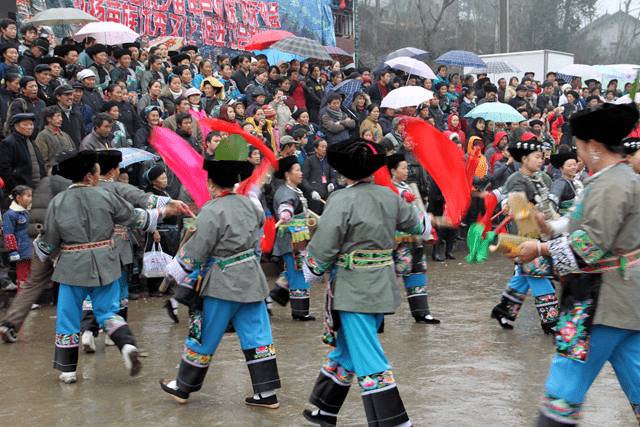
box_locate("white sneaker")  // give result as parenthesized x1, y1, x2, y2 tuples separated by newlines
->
(122, 344, 142, 376)
(59, 372, 77, 384)
(3, 282, 17, 291)
(30, 303, 40, 310)
(82, 331, 96, 353)
(104, 334, 115, 346)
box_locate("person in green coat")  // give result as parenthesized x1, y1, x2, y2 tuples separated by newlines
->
(301, 138, 431, 427)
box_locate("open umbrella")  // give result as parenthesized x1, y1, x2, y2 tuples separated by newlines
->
(384, 57, 436, 80)
(374, 47, 429, 73)
(73, 22, 139, 45)
(464, 102, 526, 123)
(436, 50, 486, 68)
(322, 79, 362, 109)
(324, 46, 354, 65)
(117, 147, 159, 168)
(147, 36, 184, 51)
(270, 37, 332, 61)
(469, 61, 521, 74)
(557, 64, 602, 81)
(24, 8, 99, 26)
(244, 30, 295, 51)
(380, 86, 434, 110)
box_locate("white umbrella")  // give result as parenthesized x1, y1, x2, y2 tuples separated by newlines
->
(557, 64, 602, 80)
(25, 8, 99, 26)
(384, 57, 437, 80)
(73, 22, 139, 45)
(616, 93, 640, 104)
(380, 87, 434, 110)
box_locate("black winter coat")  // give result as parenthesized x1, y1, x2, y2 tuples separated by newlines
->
(81, 86, 103, 116)
(18, 50, 40, 76)
(9, 94, 46, 133)
(116, 100, 142, 138)
(0, 131, 45, 193)
(58, 104, 85, 149)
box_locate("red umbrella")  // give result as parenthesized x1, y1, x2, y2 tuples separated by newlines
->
(244, 30, 295, 51)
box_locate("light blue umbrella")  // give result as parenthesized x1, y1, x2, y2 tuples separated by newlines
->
(469, 61, 520, 74)
(118, 147, 159, 168)
(436, 50, 486, 68)
(464, 102, 526, 123)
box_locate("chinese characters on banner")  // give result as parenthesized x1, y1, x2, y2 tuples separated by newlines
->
(72, 0, 281, 51)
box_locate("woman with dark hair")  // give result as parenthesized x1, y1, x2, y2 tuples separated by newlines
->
(305, 63, 325, 125)
(140, 54, 166, 95)
(160, 75, 186, 116)
(324, 70, 344, 94)
(350, 91, 371, 125)
(0, 73, 20, 132)
(245, 68, 271, 105)
(268, 156, 315, 320)
(265, 65, 281, 96)
(106, 83, 142, 140)
(193, 58, 214, 91)
(359, 104, 383, 143)
(0, 42, 25, 81)
(136, 80, 165, 116)
(465, 117, 490, 152)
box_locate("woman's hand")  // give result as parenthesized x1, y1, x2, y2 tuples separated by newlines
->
(504, 241, 538, 263)
(153, 230, 161, 243)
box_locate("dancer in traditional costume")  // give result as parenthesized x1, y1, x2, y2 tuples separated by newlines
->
(268, 155, 315, 320)
(509, 103, 640, 426)
(301, 138, 431, 427)
(490, 133, 559, 333)
(34, 150, 168, 383)
(159, 154, 281, 408)
(549, 151, 579, 215)
(387, 153, 440, 324)
(80, 150, 187, 352)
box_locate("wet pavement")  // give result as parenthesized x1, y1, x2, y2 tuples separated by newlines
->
(0, 254, 636, 426)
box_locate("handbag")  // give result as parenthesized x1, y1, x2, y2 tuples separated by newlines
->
(141, 243, 173, 278)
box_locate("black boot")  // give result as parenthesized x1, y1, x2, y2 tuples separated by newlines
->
(359, 371, 410, 427)
(535, 293, 559, 334)
(445, 229, 456, 259)
(445, 252, 456, 260)
(491, 286, 526, 330)
(303, 409, 337, 426)
(308, 358, 354, 417)
(290, 289, 315, 320)
(269, 276, 290, 307)
(432, 240, 444, 262)
(407, 287, 440, 324)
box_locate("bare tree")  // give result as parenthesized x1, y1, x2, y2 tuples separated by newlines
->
(416, 0, 457, 57)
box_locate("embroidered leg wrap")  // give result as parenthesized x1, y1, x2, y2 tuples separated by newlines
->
(406, 285, 430, 317)
(53, 333, 80, 372)
(359, 370, 410, 427)
(243, 344, 281, 394)
(309, 358, 355, 414)
(493, 287, 526, 321)
(80, 310, 100, 336)
(632, 403, 640, 425)
(177, 345, 212, 394)
(104, 315, 135, 351)
(535, 293, 558, 332)
(290, 289, 310, 317)
(538, 393, 583, 426)
(269, 275, 290, 307)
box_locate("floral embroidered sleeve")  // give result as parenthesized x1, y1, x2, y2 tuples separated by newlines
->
(131, 208, 161, 233)
(146, 194, 171, 210)
(33, 235, 58, 262)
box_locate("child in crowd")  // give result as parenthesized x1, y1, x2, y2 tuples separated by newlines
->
(3, 185, 32, 292)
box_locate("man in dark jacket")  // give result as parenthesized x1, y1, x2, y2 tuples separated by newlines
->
(536, 81, 559, 111)
(8, 76, 46, 134)
(18, 37, 48, 76)
(116, 98, 142, 140)
(508, 84, 530, 112)
(367, 70, 393, 104)
(230, 54, 254, 93)
(55, 84, 85, 148)
(34, 63, 56, 106)
(300, 138, 336, 214)
(0, 113, 45, 193)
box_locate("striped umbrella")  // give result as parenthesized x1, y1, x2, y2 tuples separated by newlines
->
(270, 37, 332, 61)
(436, 50, 486, 68)
(322, 79, 362, 109)
(464, 103, 526, 123)
(324, 46, 354, 65)
(469, 61, 520, 74)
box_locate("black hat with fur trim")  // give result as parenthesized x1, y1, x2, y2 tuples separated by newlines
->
(203, 158, 254, 188)
(52, 149, 98, 182)
(96, 149, 123, 173)
(550, 151, 578, 170)
(274, 155, 299, 180)
(570, 103, 640, 146)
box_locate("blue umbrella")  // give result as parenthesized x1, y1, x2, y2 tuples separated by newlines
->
(436, 50, 486, 68)
(463, 102, 526, 123)
(374, 47, 429, 73)
(117, 147, 160, 168)
(321, 79, 362, 109)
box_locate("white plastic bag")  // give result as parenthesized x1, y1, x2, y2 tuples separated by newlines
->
(141, 243, 173, 278)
